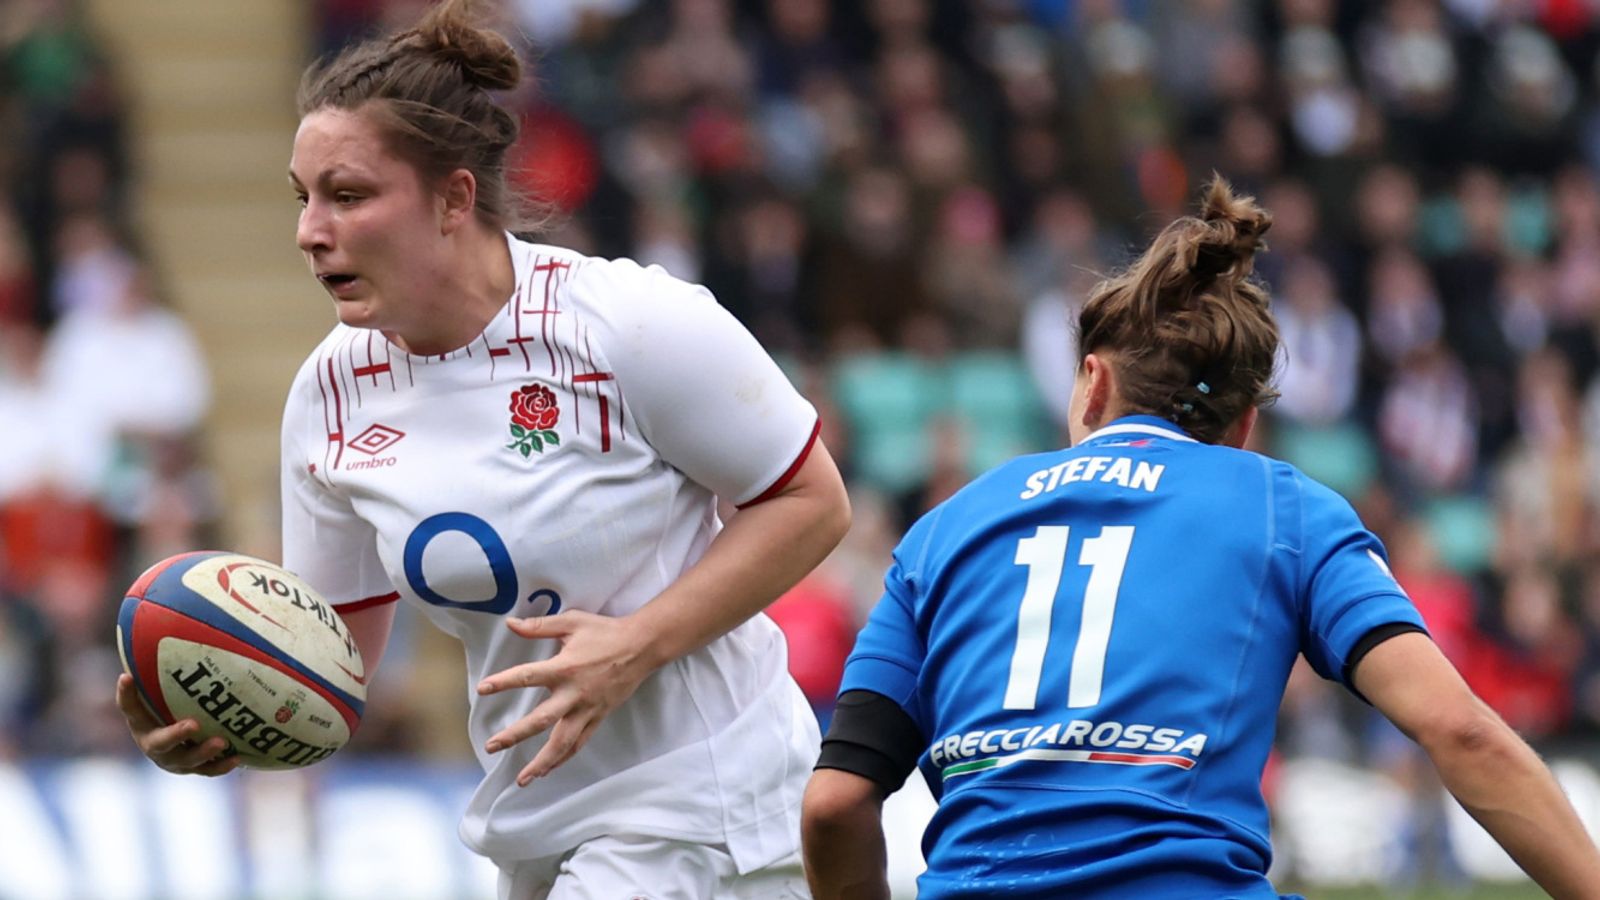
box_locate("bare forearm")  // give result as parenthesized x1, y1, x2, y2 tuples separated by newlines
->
(1428, 726, 1600, 899)
(803, 772, 892, 900)
(805, 825, 891, 900)
(629, 463, 850, 668)
(341, 602, 396, 677)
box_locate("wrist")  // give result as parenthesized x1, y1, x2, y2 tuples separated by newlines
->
(619, 610, 676, 674)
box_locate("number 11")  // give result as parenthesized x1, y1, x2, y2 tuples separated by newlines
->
(1003, 525, 1135, 711)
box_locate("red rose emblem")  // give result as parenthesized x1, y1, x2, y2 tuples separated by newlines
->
(275, 705, 293, 724)
(510, 384, 560, 431)
(507, 384, 562, 459)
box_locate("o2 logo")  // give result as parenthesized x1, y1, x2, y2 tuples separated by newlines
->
(403, 512, 561, 616)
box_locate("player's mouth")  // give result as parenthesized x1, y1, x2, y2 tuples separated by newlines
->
(318, 273, 362, 298)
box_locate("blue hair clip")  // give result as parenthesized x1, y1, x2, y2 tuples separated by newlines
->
(1196, 381, 1211, 395)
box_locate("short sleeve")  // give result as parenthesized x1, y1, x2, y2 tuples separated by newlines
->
(573, 261, 818, 506)
(1294, 472, 1427, 684)
(839, 520, 935, 729)
(280, 356, 396, 613)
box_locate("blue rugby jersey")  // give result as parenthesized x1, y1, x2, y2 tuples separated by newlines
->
(841, 415, 1425, 897)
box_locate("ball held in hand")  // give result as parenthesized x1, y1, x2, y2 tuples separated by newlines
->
(116, 551, 366, 770)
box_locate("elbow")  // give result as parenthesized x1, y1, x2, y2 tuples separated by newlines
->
(801, 771, 879, 844)
(801, 784, 850, 843)
(1418, 701, 1518, 762)
(821, 485, 852, 549)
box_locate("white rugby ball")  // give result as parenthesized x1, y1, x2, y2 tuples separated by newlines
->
(116, 551, 367, 769)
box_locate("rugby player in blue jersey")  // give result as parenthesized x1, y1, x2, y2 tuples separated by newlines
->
(801, 178, 1600, 898)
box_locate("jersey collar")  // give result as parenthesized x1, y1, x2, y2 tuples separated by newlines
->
(1077, 415, 1197, 447)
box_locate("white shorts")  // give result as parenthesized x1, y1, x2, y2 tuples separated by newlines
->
(494, 834, 811, 900)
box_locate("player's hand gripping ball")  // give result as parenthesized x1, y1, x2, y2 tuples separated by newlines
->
(116, 551, 366, 770)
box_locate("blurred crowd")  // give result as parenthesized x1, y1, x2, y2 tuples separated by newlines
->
(315, 0, 1600, 803)
(9, 0, 1600, 848)
(0, 1, 216, 758)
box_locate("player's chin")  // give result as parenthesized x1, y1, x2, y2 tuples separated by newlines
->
(331, 296, 381, 327)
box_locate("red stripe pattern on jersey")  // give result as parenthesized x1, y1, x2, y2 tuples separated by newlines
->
(533, 258, 570, 379)
(353, 332, 393, 388)
(317, 351, 346, 473)
(573, 371, 615, 452)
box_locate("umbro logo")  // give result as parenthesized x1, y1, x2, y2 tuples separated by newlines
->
(350, 424, 405, 455)
(346, 424, 404, 470)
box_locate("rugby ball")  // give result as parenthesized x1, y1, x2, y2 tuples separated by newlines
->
(116, 551, 366, 770)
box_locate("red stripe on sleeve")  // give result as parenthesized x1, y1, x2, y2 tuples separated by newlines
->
(737, 418, 822, 509)
(333, 591, 400, 614)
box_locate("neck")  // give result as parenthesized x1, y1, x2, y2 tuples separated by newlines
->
(388, 223, 514, 356)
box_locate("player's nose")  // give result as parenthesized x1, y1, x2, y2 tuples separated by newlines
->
(296, 199, 332, 254)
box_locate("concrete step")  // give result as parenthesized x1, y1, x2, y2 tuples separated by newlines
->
(106, 23, 302, 61)
(84, 0, 317, 548)
(140, 128, 296, 190)
(121, 57, 299, 128)
(171, 274, 327, 328)
(141, 202, 303, 275)
(143, 181, 294, 214)
(203, 348, 321, 420)
(88, 0, 304, 45)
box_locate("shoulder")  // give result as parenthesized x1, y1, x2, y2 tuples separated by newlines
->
(508, 236, 712, 321)
(562, 253, 709, 314)
(1252, 451, 1350, 512)
(284, 326, 354, 411)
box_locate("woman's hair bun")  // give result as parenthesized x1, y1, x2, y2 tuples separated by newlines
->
(1188, 176, 1272, 283)
(399, 0, 522, 91)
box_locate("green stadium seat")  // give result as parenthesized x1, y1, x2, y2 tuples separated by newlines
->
(831, 352, 942, 494)
(1424, 494, 1497, 575)
(944, 351, 1053, 475)
(1272, 421, 1379, 501)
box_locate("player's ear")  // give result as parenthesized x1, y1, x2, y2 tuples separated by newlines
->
(1221, 405, 1258, 449)
(437, 168, 477, 235)
(1080, 352, 1115, 430)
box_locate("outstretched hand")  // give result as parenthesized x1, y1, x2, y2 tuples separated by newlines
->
(115, 674, 240, 777)
(476, 611, 657, 786)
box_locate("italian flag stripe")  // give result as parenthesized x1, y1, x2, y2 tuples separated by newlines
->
(943, 748, 1197, 780)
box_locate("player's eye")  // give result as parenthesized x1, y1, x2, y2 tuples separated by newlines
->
(294, 193, 308, 208)
(335, 192, 362, 206)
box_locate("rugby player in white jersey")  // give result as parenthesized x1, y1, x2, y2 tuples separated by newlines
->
(113, 1, 851, 896)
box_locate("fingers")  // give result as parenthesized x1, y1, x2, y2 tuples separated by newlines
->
(142, 718, 206, 756)
(117, 676, 237, 776)
(517, 716, 600, 786)
(477, 660, 558, 696)
(504, 611, 589, 640)
(115, 674, 163, 731)
(486, 692, 574, 754)
(190, 751, 242, 778)
(116, 675, 203, 755)
(161, 735, 233, 771)
(481, 611, 600, 695)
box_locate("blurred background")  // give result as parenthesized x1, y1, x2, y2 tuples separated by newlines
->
(4, 0, 1600, 896)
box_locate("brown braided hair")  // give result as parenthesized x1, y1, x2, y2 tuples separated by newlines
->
(1075, 176, 1281, 444)
(297, 0, 543, 232)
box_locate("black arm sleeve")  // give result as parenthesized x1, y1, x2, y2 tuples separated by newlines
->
(1342, 621, 1429, 703)
(815, 690, 925, 795)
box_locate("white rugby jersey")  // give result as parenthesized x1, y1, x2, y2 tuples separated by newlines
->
(280, 235, 822, 871)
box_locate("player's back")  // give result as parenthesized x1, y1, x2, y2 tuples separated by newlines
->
(855, 416, 1415, 897)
